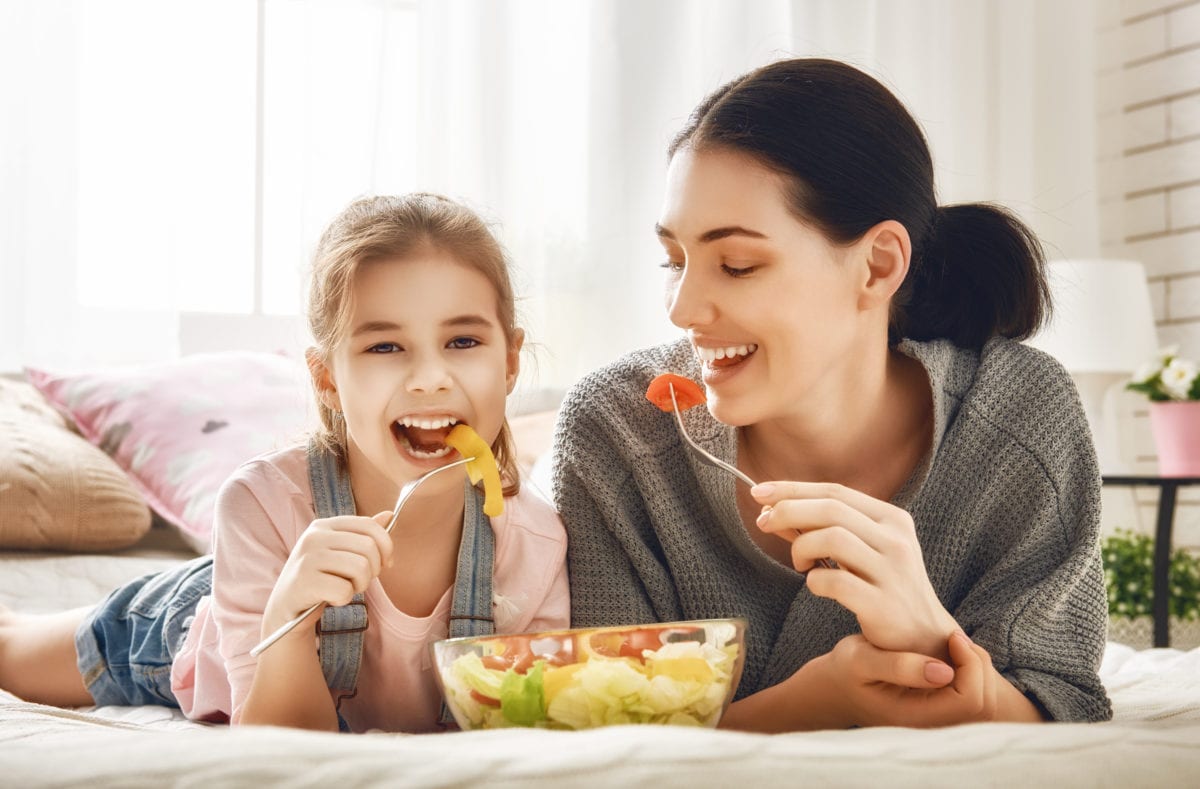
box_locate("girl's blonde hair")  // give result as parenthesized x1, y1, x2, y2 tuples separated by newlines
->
(307, 193, 522, 496)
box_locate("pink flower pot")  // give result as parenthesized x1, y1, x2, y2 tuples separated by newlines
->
(1150, 401, 1200, 477)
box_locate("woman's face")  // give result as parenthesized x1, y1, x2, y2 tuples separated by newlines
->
(657, 146, 870, 427)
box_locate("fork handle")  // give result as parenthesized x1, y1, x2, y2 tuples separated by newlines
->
(249, 602, 322, 657)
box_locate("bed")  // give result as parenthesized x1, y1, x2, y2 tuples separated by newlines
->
(1, 526, 1199, 788)
(3, 359, 1199, 786)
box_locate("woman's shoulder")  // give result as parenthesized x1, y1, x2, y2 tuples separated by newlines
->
(554, 338, 695, 459)
(967, 338, 1083, 431)
(558, 338, 694, 429)
(918, 337, 1094, 480)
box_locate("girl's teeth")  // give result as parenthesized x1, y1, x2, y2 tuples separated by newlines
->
(406, 444, 453, 460)
(696, 344, 757, 363)
(399, 415, 459, 429)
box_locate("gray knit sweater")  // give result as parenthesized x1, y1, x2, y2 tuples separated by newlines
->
(552, 336, 1112, 723)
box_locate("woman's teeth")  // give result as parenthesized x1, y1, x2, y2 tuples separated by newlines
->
(696, 344, 757, 364)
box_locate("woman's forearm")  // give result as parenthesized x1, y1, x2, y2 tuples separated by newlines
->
(719, 654, 853, 733)
(238, 632, 338, 731)
(994, 670, 1047, 723)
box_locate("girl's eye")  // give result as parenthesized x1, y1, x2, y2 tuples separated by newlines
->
(367, 342, 401, 353)
(448, 337, 480, 350)
(659, 260, 684, 273)
(722, 263, 756, 278)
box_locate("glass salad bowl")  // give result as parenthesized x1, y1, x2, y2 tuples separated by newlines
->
(431, 618, 746, 730)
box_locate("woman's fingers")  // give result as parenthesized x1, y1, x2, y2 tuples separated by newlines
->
(946, 631, 994, 718)
(758, 497, 888, 548)
(834, 635, 954, 689)
(787, 526, 880, 579)
(752, 481, 907, 527)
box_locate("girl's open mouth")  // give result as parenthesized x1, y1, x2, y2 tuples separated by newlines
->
(391, 415, 459, 460)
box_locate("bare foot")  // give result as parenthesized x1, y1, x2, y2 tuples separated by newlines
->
(0, 606, 96, 706)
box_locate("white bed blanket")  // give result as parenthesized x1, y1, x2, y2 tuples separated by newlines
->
(2, 542, 1198, 787)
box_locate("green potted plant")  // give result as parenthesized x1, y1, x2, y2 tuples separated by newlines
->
(1103, 528, 1200, 650)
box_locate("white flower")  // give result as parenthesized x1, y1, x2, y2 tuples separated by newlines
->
(1161, 358, 1198, 400)
(1158, 345, 1180, 365)
(1131, 361, 1162, 384)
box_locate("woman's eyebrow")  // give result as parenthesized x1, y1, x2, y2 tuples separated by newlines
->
(655, 223, 769, 243)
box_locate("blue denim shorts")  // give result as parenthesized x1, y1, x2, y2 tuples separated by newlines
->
(75, 555, 214, 707)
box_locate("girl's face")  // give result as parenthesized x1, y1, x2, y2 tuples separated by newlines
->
(657, 146, 871, 427)
(315, 252, 520, 503)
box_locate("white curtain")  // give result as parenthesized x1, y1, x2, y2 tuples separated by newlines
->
(1, 0, 1100, 400)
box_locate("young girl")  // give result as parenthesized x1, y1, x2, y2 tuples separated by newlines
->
(554, 58, 1111, 731)
(0, 193, 569, 733)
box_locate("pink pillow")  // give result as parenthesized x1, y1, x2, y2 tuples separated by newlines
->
(27, 352, 314, 553)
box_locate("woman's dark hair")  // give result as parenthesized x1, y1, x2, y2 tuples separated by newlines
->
(670, 58, 1049, 350)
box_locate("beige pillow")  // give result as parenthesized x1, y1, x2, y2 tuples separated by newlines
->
(0, 378, 151, 551)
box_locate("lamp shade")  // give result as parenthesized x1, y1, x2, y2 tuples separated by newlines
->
(1027, 259, 1158, 374)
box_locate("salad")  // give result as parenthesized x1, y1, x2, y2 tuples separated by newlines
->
(435, 620, 744, 730)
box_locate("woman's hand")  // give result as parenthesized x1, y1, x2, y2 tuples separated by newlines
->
(829, 630, 1045, 726)
(261, 512, 394, 640)
(752, 481, 958, 658)
(825, 632, 1005, 728)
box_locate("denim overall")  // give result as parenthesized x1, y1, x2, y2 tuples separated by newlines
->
(75, 437, 496, 730)
(307, 438, 496, 728)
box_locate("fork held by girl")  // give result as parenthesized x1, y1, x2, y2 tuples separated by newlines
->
(0, 194, 569, 733)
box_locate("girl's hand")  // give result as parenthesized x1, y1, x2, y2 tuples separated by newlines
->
(261, 512, 394, 639)
(752, 481, 958, 658)
(825, 631, 1002, 728)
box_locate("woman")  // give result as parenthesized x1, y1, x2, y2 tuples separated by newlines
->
(552, 58, 1111, 731)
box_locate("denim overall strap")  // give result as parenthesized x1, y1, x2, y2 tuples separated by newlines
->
(438, 477, 496, 725)
(306, 438, 368, 723)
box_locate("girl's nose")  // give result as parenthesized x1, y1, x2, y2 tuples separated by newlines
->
(404, 353, 453, 394)
(666, 266, 717, 330)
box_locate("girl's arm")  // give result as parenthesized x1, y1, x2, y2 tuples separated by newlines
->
(235, 512, 392, 731)
(210, 465, 395, 732)
(238, 621, 337, 730)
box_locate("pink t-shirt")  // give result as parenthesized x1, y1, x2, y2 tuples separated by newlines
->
(169, 444, 570, 732)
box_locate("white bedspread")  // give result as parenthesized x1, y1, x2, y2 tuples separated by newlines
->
(2, 538, 1198, 787)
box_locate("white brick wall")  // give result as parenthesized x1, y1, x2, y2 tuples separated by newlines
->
(1099, 0, 1200, 549)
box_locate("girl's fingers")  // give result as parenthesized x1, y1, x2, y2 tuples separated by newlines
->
(369, 511, 396, 566)
(751, 480, 902, 525)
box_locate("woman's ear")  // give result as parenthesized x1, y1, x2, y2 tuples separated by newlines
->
(505, 329, 525, 394)
(857, 219, 911, 310)
(305, 347, 341, 412)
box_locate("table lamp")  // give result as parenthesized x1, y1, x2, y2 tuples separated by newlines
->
(1026, 259, 1159, 474)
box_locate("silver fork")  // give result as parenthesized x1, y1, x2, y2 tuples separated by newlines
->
(669, 382, 833, 570)
(249, 456, 475, 657)
(669, 382, 755, 487)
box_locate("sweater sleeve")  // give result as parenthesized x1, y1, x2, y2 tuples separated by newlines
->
(946, 346, 1112, 723)
(551, 379, 661, 629)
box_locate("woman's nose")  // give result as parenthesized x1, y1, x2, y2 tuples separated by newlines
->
(666, 266, 717, 329)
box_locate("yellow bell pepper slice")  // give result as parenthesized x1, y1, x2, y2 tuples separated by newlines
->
(445, 424, 504, 517)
